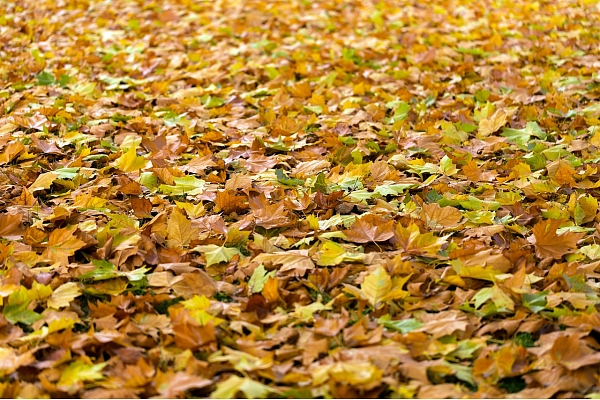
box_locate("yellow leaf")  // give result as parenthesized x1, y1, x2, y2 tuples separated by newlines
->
(56, 359, 106, 394)
(48, 282, 81, 309)
(166, 208, 198, 248)
(478, 110, 507, 137)
(360, 265, 391, 307)
(0, 141, 25, 165)
(28, 172, 59, 193)
(114, 145, 147, 173)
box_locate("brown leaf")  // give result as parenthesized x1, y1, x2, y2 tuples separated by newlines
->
(166, 208, 198, 248)
(171, 308, 216, 351)
(214, 190, 248, 214)
(343, 214, 394, 243)
(42, 226, 87, 266)
(0, 211, 25, 238)
(421, 202, 462, 229)
(528, 219, 583, 260)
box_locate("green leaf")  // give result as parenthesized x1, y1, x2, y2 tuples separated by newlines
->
(58, 74, 73, 87)
(523, 291, 548, 313)
(248, 264, 275, 293)
(378, 315, 423, 333)
(275, 169, 304, 186)
(501, 121, 546, 147)
(78, 259, 119, 281)
(193, 245, 242, 267)
(159, 176, 206, 196)
(57, 360, 106, 393)
(202, 95, 226, 109)
(3, 303, 42, 325)
(36, 71, 56, 86)
(475, 89, 490, 103)
(312, 172, 329, 194)
(440, 155, 458, 176)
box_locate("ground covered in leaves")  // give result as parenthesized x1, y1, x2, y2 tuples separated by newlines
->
(2, 0, 600, 398)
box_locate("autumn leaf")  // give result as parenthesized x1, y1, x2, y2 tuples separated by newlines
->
(478, 109, 507, 138)
(360, 266, 391, 307)
(0, 211, 24, 238)
(343, 214, 395, 243)
(4, 0, 600, 397)
(211, 375, 280, 399)
(56, 359, 106, 393)
(114, 144, 148, 172)
(421, 202, 462, 229)
(166, 207, 197, 248)
(528, 219, 584, 260)
(47, 282, 81, 309)
(394, 223, 449, 257)
(42, 226, 86, 267)
(193, 244, 242, 267)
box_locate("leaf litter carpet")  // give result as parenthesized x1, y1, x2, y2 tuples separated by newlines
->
(1, 0, 600, 398)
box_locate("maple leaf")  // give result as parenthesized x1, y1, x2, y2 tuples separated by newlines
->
(528, 219, 584, 260)
(421, 202, 462, 229)
(0, 211, 24, 238)
(478, 109, 507, 137)
(394, 223, 449, 257)
(42, 226, 87, 267)
(193, 244, 242, 267)
(343, 214, 395, 243)
(360, 266, 392, 308)
(166, 207, 198, 248)
(56, 359, 106, 393)
(249, 192, 292, 229)
(47, 282, 81, 309)
(210, 375, 280, 399)
(114, 144, 148, 172)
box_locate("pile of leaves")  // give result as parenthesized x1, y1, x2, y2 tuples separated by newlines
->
(1, 0, 600, 397)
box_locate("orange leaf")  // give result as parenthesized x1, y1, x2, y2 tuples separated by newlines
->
(528, 219, 583, 260)
(343, 214, 394, 243)
(42, 226, 86, 267)
(421, 203, 462, 229)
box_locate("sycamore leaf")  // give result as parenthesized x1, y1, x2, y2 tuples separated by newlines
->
(440, 155, 459, 176)
(248, 264, 276, 293)
(378, 315, 424, 333)
(0, 212, 24, 238)
(166, 207, 198, 248)
(421, 203, 462, 229)
(252, 251, 315, 273)
(395, 223, 449, 257)
(360, 266, 391, 307)
(193, 244, 242, 267)
(56, 360, 106, 393)
(114, 145, 148, 172)
(528, 219, 584, 260)
(42, 226, 87, 267)
(48, 282, 81, 309)
(159, 176, 206, 196)
(293, 299, 332, 322)
(478, 109, 507, 137)
(0, 141, 25, 165)
(3, 303, 42, 325)
(182, 295, 224, 326)
(317, 241, 364, 266)
(343, 214, 395, 243)
(210, 375, 280, 399)
(28, 171, 59, 193)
